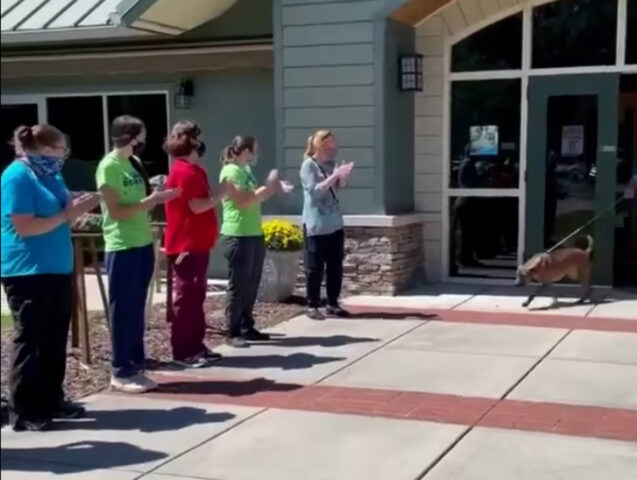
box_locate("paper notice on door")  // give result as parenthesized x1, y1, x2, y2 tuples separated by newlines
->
(561, 125, 584, 157)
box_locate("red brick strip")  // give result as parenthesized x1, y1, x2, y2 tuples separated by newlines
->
(138, 374, 637, 442)
(345, 306, 637, 333)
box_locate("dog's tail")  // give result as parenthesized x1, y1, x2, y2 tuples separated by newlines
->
(585, 234, 594, 255)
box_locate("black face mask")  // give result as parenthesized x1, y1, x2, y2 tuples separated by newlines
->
(196, 141, 207, 158)
(132, 141, 146, 157)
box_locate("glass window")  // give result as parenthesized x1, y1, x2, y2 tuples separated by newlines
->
(451, 13, 522, 72)
(449, 196, 518, 278)
(532, 0, 617, 68)
(450, 80, 521, 189)
(107, 94, 168, 178)
(47, 96, 105, 191)
(627, 0, 637, 64)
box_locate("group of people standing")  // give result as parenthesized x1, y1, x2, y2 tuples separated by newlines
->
(0, 115, 354, 431)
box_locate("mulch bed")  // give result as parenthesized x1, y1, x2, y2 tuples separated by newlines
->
(0, 296, 305, 403)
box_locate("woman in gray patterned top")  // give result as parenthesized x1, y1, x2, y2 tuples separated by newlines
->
(299, 130, 354, 320)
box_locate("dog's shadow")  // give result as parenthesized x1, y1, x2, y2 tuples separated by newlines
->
(528, 297, 613, 311)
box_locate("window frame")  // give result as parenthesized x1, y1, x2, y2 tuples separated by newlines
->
(440, 0, 637, 283)
(1, 90, 170, 170)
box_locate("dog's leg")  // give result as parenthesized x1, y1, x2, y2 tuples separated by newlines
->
(577, 266, 592, 304)
(522, 283, 546, 308)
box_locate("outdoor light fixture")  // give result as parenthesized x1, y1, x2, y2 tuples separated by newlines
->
(399, 54, 423, 92)
(174, 79, 194, 109)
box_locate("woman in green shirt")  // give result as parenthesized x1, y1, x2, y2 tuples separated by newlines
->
(96, 115, 178, 393)
(219, 136, 292, 348)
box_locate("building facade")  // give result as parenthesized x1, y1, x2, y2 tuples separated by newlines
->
(2, 0, 636, 290)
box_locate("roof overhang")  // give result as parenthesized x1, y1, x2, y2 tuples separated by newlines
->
(1, 0, 240, 46)
(1, 42, 273, 78)
(112, 0, 239, 36)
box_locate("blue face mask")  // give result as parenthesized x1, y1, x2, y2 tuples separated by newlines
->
(23, 154, 64, 177)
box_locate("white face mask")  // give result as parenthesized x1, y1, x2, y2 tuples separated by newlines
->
(251, 153, 258, 166)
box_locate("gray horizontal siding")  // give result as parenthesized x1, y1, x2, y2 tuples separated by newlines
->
(285, 106, 374, 127)
(283, 22, 373, 46)
(284, 147, 374, 166)
(284, 127, 373, 146)
(284, 65, 374, 87)
(284, 86, 374, 107)
(283, 43, 373, 66)
(282, 163, 374, 188)
(282, 1, 382, 25)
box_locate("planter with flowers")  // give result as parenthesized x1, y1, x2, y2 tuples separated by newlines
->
(257, 219, 303, 302)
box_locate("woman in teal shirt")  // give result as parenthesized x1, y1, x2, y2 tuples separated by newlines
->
(1, 124, 98, 431)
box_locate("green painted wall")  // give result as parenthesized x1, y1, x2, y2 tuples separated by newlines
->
(274, 0, 418, 215)
(381, 19, 415, 213)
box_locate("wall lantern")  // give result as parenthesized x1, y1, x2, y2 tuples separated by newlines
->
(174, 79, 194, 109)
(399, 54, 423, 92)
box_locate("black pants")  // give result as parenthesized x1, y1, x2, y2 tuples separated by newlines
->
(304, 228, 344, 308)
(224, 236, 266, 338)
(1, 274, 72, 421)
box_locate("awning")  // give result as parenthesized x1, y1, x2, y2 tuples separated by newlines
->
(1, 0, 239, 45)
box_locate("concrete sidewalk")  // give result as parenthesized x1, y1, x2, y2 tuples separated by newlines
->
(1, 289, 636, 479)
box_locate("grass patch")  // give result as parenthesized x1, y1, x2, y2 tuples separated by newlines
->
(1, 313, 12, 330)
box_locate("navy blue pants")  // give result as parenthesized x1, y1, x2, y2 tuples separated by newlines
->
(105, 245, 154, 379)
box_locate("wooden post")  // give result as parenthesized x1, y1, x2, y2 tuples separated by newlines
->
(73, 237, 90, 365)
(90, 236, 109, 324)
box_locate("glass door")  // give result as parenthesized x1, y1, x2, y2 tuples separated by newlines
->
(525, 74, 619, 285)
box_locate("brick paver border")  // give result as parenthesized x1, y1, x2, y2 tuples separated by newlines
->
(344, 307, 637, 333)
(135, 374, 637, 443)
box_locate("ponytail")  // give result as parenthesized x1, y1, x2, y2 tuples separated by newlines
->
(12, 124, 64, 154)
(305, 129, 332, 159)
(220, 135, 256, 164)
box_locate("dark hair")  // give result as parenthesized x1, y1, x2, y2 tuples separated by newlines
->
(13, 124, 65, 153)
(111, 115, 145, 148)
(163, 121, 201, 157)
(220, 135, 256, 164)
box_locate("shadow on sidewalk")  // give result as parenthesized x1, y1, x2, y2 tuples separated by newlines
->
(215, 353, 345, 371)
(528, 298, 613, 312)
(1, 441, 167, 473)
(156, 377, 303, 397)
(54, 407, 235, 432)
(262, 334, 379, 348)
(344, 312, 438, 320)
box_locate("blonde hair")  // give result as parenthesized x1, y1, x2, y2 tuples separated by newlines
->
(305, 129, 332, 158)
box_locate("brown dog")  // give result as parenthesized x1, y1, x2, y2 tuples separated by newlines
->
(515, 235, 593, 308)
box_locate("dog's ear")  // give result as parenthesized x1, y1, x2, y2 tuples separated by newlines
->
(525, 255, 544, 274)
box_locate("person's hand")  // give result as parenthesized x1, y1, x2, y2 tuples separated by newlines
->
(65, 193, 100, 222)
(266, 169, 280, 187)
(334, 161, 354, 179)
(150, 188, 179, 205)
(280, 180, 294, 194)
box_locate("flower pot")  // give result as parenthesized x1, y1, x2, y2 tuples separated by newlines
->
(257, 250, 301, 302)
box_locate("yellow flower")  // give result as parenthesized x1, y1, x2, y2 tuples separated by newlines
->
(262, 219, 303, 251)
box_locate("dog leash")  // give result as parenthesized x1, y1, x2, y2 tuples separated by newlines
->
(545, 197, 626, 254)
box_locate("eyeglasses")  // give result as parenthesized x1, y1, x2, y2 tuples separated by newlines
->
(51, 145, 70, 159)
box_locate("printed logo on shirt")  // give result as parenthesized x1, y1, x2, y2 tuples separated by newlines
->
(122, 171, 144, 188)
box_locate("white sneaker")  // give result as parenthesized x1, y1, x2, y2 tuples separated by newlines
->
(110, 374, 156, 394)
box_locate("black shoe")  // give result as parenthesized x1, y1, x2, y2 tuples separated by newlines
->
(202, 347, 223, 361)
(306, 308, 325, 320)
(13, 417, 52, 432)
(242, 328, 271, 341)
(52, 400, 85, 419)
(326, 305, 350, 318)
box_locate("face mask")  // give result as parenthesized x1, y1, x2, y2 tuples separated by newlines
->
(196, 141, 207, 158)
(132, 141, 146, 157)
(24, 154, 64, 177)
(250, 153, 258, 166)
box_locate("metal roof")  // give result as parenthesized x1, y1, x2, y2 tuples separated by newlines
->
(1, 0, 125, 32)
